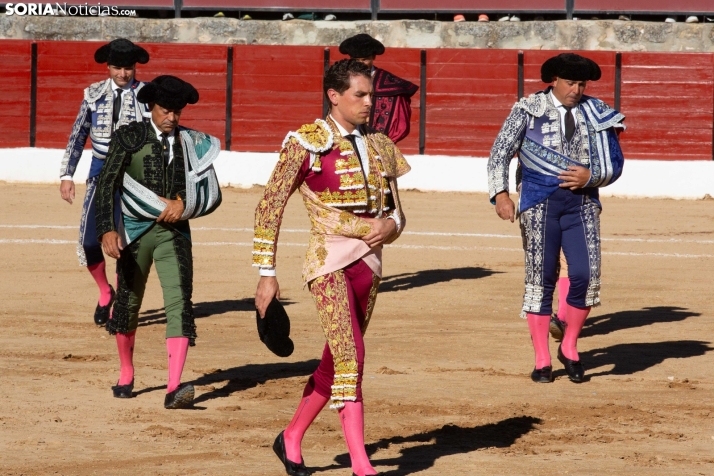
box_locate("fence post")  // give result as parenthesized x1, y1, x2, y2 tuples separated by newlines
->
(419, 49, 427, 155)
(518, 51, 524, 100)
(174, 0, 182, 18)
(30, 42, 37, 148)
(615, 53, 622, 111)
(566, 0, 573, 20)
(225, 46, 233, 151)
(371, 0, 379, 20)
(322, 48, 330, 119)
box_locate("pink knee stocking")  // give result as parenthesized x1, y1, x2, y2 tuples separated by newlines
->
(339, 401, 376, 476)
(166, 337, 189, 393)
(88, 261, 112, 306)
(116, 331, 136, 385)
(556, 277, 570, 322)
(561, 305, 590, 361)
(527, 313, 551, 369)
(283, 387, 329, 463)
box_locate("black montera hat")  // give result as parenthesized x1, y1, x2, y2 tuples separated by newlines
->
(339, 33, 385, 58)
(256, 298, 294, 358)
(137, 75, 199, 110)
(541, 53, 601, 83)
(94, 38, 149, 67)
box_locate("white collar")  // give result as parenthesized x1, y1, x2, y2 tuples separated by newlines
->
(549, 90, 564, 108)
(111, 79, 133, 92)
(150, 119, 176, 140)
(330, 114, 362, 138)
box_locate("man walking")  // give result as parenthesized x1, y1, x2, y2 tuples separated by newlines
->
(487, 53, 625, 384)
(254, 59, 410, 476)
(59, 38, 149, 326)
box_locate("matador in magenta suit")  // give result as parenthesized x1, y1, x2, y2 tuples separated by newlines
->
(340, 33, 418, 144)
(254, 59, 409, 476)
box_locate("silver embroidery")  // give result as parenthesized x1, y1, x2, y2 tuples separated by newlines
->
(519, 201, 547, 317)
(582, 196, 602, 307)
(487, 105, 528, 199)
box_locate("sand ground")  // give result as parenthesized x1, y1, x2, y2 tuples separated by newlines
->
(1, 183, 713, 475)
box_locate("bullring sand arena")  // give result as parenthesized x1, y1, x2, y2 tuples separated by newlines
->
(1, 183, 713, 475)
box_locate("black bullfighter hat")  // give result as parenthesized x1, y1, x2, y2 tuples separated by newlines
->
(541, 53, 601, 83)
(339, 33, 385, 58)
(137, 75, 199, 110)
(256, 298, 294, 358)
(94, 38, 149, 67)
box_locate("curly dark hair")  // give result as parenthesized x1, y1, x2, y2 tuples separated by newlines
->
(323, 58, 372, 99)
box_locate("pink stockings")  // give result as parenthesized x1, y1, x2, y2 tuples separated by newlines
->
(561, 305, 590, 361)
(556, 277, 570, 321)
(87, 261, 113, 306)
(115, 335, 189, 392)
(527, 313, 551, 369)
(528, 303, 591, 368)
(116, 331, 136, 385)
(166, 337, 189, 393)
(283, 388, 376, 475)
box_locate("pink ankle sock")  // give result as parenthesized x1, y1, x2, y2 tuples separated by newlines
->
(527, 313, 551, 369)
(561, 304, 590, 361)
(166, 337, 189, 393)
(88, 262, 112, 306)
(116, 331, 136, 385)
(283, 389, 329, 462)
(339, 401, 377, 476)
(557, 277, 570, 321)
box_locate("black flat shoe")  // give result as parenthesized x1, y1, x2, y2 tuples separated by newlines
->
(530, 366, 553, 383)
(273, 431, 311, 476)
(558, 345, 584, 383)
(111, 379, 134, 398)
(549, 314, 565, 340)
(94, 286, 115, 326)
(164, 383, 194, 409)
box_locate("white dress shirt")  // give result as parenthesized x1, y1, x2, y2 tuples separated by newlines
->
(150, 120, 176, 164)
(329, 115, 370, 175)
(549, 91, 580, 137)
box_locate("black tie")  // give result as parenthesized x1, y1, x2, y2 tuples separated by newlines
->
(564, 106, 575, 142)
(112, 89, 123, 126)
(161, 132, 170, 167)
(345, 134, 362, 162)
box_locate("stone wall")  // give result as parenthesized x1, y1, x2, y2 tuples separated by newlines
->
(1, 17, 714, 52)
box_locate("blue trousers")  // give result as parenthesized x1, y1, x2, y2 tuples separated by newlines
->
(519, 188, 601, 317)
(77, 175, 120, 267)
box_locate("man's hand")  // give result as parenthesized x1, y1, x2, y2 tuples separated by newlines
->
(494, 192, 515, 223)
(156, 197, 184, 223)
(558, 166, 591, 190)
(60, 180, 75, 204)
(255, 276, 280, 318)
(100, 230, 123, 259)
(361, 217, 397, 248)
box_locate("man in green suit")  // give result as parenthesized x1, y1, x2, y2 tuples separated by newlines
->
(96, 75, 222, 409)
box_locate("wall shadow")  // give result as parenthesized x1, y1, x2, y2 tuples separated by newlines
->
(580, 306, 701, 339)
(137, 298, 295, 327)
(313, 416, 541, 475)
(576, 340, 713, 379)
(380, 266, 500, 293)
(187, 359, 320, 404)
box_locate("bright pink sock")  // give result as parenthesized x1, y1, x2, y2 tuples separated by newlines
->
(283, 389, 329, 463)
(561, 304, 590, 361)
(339, 401, 377, 476)
(556, 277, 570, 322)
(87, 261, 112, 306)
(116, 331, 136, 385)
(527, 313, 551, 369)
(166, 337, 189, 393)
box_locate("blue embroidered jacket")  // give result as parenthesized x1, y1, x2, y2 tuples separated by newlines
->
(59, 78, 148, 180)
(487, 88, 625, 213)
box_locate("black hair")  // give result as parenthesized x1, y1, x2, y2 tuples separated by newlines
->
(323, 59, 372, 99)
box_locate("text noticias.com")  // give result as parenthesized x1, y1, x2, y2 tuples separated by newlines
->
(5, 3, 137, 16)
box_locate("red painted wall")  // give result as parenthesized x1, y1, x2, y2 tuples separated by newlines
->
(3, 40, 713, 161)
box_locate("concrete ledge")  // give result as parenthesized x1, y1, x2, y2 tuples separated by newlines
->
(1, 18, 714, 52)
(4, 148, 713, 200)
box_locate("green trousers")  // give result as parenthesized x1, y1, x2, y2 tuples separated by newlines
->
(107, 223, 196, 343)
